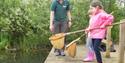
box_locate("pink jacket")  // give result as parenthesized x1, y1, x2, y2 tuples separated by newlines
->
(87, 11, 114, 39)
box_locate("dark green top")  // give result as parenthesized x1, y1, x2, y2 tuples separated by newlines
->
(51, 0, 70, 21)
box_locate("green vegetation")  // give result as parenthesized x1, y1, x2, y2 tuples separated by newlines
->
(0, 0, 51, 50)
(0, 0, 125, 50)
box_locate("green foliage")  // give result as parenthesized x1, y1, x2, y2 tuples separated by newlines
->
(66, 0, 90, 43)
(0, 0, 125, 50)
(0, 0, 51, 50)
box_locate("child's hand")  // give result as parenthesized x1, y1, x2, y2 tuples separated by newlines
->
(85, 31, 88, 34)
(85, 28, 89, 34)
(100, 26, 105, 29)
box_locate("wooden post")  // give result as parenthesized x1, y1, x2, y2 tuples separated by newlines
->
(105, 26, 112, 58)
(118, 19, 125, 63)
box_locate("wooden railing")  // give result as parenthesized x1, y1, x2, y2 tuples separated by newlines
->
(118, 19, 125, 63)
(104, 19, 125, 63)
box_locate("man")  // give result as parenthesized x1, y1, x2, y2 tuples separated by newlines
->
(49, 0, 72, 56)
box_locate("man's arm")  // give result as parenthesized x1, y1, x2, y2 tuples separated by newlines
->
(67, 10, 71, 21)
(50, 11, 54, 32)
(66, 0, 72, 27)
(50, 11, 54, 26)
(50, 1, 56, 32)
(67, 10, 72, 27)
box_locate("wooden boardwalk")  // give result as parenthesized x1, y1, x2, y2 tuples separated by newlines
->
(44, 45, 125, 63)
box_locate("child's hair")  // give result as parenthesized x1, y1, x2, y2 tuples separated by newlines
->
(90, 1, 103, 9)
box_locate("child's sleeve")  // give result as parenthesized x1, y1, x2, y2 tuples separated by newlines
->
(100, 14, 114, 28)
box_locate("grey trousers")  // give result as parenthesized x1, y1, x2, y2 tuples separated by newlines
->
(52, 21, 69, 52)
(52, 21, 68, 34)
(86, 37, 94, 52)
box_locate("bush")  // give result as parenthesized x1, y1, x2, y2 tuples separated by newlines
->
(0, 0, 124, 50)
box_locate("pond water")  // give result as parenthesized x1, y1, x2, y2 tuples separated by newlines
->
(0, 49, 50, 63)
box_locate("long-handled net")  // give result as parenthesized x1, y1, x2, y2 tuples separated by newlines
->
(49, 30, 85, 49)
(49, 20, 125, 50)
(65, 34, 86, 58)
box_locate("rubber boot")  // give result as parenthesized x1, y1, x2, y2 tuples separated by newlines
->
(83, 51, 94, 62)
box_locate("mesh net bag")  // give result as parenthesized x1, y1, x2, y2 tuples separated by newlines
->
(66, 42, 76, 58)
(49, 33, 65, 49)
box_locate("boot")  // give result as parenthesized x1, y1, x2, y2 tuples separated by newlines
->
(83, 51, 94, 62)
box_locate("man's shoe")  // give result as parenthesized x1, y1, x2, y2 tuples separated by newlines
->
(54, 51, 60, 56)
(60, 51, 65, 56)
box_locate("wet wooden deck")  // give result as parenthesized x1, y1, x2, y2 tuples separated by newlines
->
(44, 45, 125, 63)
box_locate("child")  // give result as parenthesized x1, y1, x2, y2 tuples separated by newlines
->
(83, 12, 95, 62)
(85, 1, 114, 63)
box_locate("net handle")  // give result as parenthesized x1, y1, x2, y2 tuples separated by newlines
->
(65, 20, 125, 36)
(66, 34, 86, 48)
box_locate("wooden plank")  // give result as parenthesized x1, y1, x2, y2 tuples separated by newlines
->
(44, 45, 124, 63)
(118, 19, 125, 63)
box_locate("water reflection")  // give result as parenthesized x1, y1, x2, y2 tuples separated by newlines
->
(0, 49, 49, 63)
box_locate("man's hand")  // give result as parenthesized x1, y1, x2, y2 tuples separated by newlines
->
(68, 21, 72, 28)
(49, 24, 54, 32)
